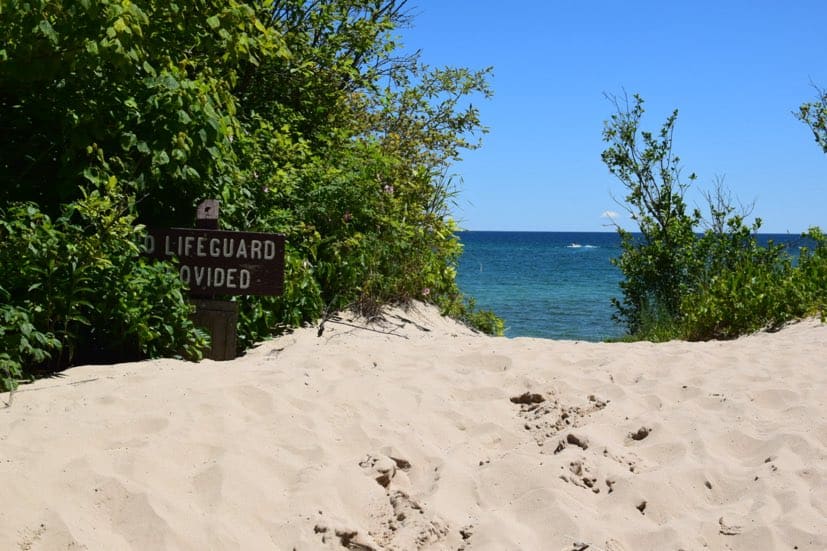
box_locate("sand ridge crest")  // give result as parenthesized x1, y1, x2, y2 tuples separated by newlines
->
(1, 303, 825, 550)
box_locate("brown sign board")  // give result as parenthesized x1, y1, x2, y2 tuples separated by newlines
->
(145, 228, 285, 296)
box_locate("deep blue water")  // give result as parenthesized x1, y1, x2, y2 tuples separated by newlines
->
(455, 231, 809, 341)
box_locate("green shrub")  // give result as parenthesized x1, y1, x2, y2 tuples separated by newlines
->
(0, 193, 208, 387)
(680, 253, 793, 340)
(0, 296, 61, 392)
(792, 227, 827, 317)
(85, 258, 210, 362)
(460, 303, 506, 336)
(602, 93, 700, 336)
(603, 93, 826, 341)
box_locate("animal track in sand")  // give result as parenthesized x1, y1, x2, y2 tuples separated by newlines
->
(510, 390, 608, 449)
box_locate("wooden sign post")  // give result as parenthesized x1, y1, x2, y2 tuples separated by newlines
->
(144, 200, 285, 361)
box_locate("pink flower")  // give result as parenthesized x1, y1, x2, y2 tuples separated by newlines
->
(422, 287, 431, 297)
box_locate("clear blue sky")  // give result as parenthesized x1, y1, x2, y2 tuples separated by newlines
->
(399, 0, 827, 233)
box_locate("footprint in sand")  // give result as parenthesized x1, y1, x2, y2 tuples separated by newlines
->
(553, 432, 589, 454)
(193, 463, 223, 507)
(355, 453, 453, 549)
(358, 453, 412, 489)
(94, 477, 172, 548)
(230, 385, 274, 417)
(511, 390, 607, 449)
(559, 460, 600, 493)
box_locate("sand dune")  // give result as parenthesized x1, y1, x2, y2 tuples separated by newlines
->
(1, 303, 825, 550)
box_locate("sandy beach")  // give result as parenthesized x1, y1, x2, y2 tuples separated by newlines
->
(1, 303, 825, 550)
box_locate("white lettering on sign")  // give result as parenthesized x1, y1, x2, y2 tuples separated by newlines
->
(180, 266, 252, 290)
(213, 267, 225, 287)
(184, 236, 195, 256)
(159, 235, 279, 261)
(197, 236, 207, 257)
(146, 228, 283, 296)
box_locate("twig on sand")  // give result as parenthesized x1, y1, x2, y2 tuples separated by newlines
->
(388, 314, 431, 333)
(318, 317, 409, 339)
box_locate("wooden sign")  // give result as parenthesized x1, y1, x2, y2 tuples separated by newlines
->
(144, 228, 285, 296)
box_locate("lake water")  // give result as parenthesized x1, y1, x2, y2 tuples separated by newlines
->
(455, 231, 807, 341)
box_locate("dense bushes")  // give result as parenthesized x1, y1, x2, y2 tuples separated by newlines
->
(0, 194, 209, 374)
(603, 94, 827, 341)
(0, 0, 501, 391)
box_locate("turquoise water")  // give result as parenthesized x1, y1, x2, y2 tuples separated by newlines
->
(455, 231, 807, 341)
(456, 232, 624, 341)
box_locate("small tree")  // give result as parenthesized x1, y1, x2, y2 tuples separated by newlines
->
(601, 93, 700, 336)
(602, 92, 824, 341)
(798, 86, 827, 154)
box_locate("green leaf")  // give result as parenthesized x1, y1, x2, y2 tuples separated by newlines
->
(38, 20, 58, 45)
(112, 18, 128, 34)
(120, 132, 138, 151)
(152, 150, 170, 166)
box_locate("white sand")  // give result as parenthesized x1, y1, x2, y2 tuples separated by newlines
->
(1, 303, 825, 550)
